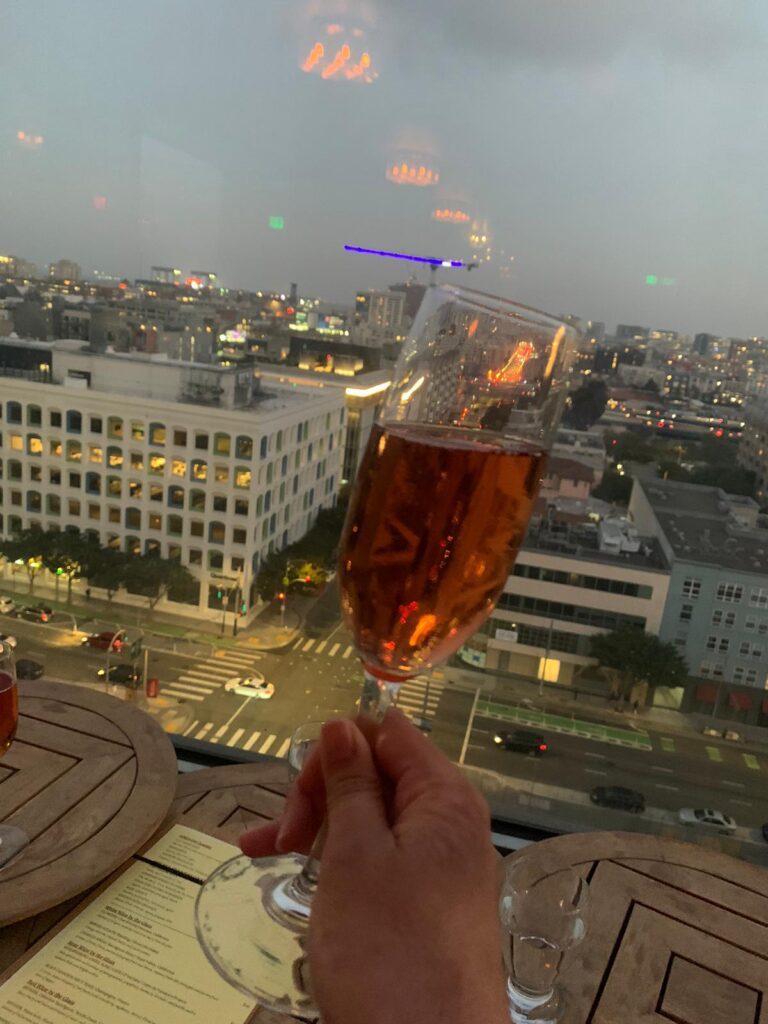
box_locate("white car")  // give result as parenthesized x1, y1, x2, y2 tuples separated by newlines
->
(678, 808, 737, 835)
(0, 598, 15, 614)
(224, 674, 275, 699)
(0, 633, 18, 650)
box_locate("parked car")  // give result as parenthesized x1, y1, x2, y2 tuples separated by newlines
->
(16, 659, 44, 680)
(590, 786, 645, 813)
(19, 604, 53, 623)
(81, 631, 124, 652)
(678, 808, 737, 835)
(0, 633, 18, 650)
(493, 729, 548, 757)
(96, 663, 142, 688)
(0, 598, 15, 614)
(224, 675, 275, 699)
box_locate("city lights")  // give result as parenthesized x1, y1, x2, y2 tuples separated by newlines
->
(300, 21, 377, 83)
(386, 162, 439, 186)
(16, 131, 44, 147)
(432, 208, 470, 223)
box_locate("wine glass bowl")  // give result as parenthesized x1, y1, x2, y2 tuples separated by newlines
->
(339, 284, 576, 682)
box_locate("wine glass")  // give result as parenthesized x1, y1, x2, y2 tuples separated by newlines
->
(499, 855, 589, 1023)
(0, 640, 29, 869)
(194, 283, 577, 1017)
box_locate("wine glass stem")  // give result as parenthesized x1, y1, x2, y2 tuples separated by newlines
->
(282, 672, 402, 907)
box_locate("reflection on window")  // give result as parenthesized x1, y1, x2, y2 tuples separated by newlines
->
(107, 476, 121, 497)
(236, 435, 253, 459)
(131, 452, 144, 470)
(125, 535, 141, 556)
(214, 432, 231, 456)
(131, 422, 145, 441)
(150, 484, 162, 501)
(68, 499, 81, 516)
(108, 416, 123, 439)
(66, 440, 82, 461)
(190, 520, 204, 537)
(189, 548, 202, 565)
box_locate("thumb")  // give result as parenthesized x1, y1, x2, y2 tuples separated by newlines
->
(320, 719, 389, 852)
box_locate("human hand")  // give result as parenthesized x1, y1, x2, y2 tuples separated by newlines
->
(240, 711, 508, 1024)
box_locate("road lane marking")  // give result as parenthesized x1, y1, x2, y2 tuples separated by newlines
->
(584, 752, 607, 760)
(243, 730, 261, 751)
(275, 738, 291, 758)
(654, 783, 679, 791)
(315, 640, 327, 653)
(743, 754, 760, 770)
(651, 765, 674, 773)
(183, 720, 199, 736)
(722, 780, 745, 789)
(730, 798, 753, 807)
(163, 687, 204, 701)
(705, 746, 723, 762)
(584, 768, 607, 776)
(195, 722, 214, 740)
(329, 643, 341, 656)
(342, 646, 353, 659)
(292, 638, 303, 649)
(226, 728, 245, 747)
(175, 678, 217, 691)
(302, 639, 316, 652)
(259, 734, 277, 754)
(660, 737, 675, 753)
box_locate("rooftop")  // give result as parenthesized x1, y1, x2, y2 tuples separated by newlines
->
(523, 510, 669, 573)
(639, 479, 768, 576)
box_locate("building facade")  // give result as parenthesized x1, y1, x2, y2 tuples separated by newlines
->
(740, 398, 768, 505)
(0, 345, 345, 621)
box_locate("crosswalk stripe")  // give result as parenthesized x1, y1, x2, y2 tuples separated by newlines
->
(706, 746, 723, 763)
(315, 640, 327, 653)
(743, 753, 760, 770)
(183, 720, 199, 736)
(189, 666, 233, 680)
(210, 652, 264, 666)
(214, 723, 229, 740)
(342, 646, 353, 659)
(259, 734, 277, 754)
(302, 639, 316, 652)
(176, 677, 218, 690)
(275, 738, 291, 758)
(292, 638, 303, 650)
(329, 643, 341, 656)
(163, 688, 204, 702)
(195, 722, 214, 740)
(660, 737, 675, 753)
(226, 728, 246, 747)
(243, 730, 261, 751)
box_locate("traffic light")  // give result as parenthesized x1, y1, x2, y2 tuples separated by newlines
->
(304, 575, 311, 583)
(240, 600, 247, 615)
(56, 567, 63, 576)
(277, 592, 285, 602)
(216, 588, 223, 600)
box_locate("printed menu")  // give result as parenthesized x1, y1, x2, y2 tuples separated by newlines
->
(0, 825, 257, 1024)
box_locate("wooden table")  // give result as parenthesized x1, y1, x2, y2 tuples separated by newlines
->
(504, 831, 768, 1024)
(0, 681, 178, 928)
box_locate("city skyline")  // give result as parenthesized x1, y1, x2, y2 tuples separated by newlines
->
(2, 1, 768, 336)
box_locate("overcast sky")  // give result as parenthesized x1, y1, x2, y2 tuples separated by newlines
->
(2, 0, 767, 336)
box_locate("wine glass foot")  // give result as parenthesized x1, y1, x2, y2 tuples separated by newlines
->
(0, 825, 29, 869)
(506, 981, 564, 1024)
(195, 853, 318, 1021)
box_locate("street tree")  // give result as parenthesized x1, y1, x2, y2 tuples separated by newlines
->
(562, 379, 608, 430)
(122, 554, 195, 610)
(87, 547, 130, 603)
(0, 526, 49, 592)
(589, 627, 688, 701)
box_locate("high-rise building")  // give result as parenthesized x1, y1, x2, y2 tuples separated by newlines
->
(693, 332, 717, 356)
(740, 398, 768, 504)
(616, 324, 649, 341)
(353, 289, 406, 347)
(48, 259, 81, 283)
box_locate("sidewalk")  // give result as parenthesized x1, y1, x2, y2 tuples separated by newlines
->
(0, 576, 303, 652)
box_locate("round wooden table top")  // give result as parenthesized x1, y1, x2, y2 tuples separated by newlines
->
(503, 831, 768, 1024)
(0, 680, 177, 926)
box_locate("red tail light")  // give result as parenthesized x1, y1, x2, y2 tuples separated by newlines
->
(539, 743, 547, 751)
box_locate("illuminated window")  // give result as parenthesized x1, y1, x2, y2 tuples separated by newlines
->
(191, 460, 207, 482)
(27, 435, 43, 455)
(88, 503, 100, 521)
(107, 416, 123, 439)
(66, 440, 82, 461)
(9, 434, 22, 451)
(149, 513, 162, 530)
(125, 536, 141, 556)
(150, 422, 166, 445)
(171, 458, 186, 477)
(168, 486, 184, 508)
(107, 476, 121, 497)
(107, 446, 123, 468)
(149, 453, 166, 474)
(129, 480, 142, 499)
(214, 432, 231, 456)
(235, 466, 251, 489)
(130, 452, 144, 470)
(131, 422, 145, 441)
(214, 464, 228, 483)
(49, 439, 62, 457)
(149, 484, 162, 502)
(236, 435, 253, 459)
(89, 445, 103, 464)
(209, 521, 225, 544)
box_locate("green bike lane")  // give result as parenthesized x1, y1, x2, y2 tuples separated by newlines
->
(476, 698, 653, 750)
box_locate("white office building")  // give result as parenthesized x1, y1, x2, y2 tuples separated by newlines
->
(0, 344, 345, 621)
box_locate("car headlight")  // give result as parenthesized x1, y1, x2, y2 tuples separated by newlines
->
(493, 736, 502, 744)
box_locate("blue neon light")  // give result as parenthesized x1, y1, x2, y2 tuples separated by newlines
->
(344, 245, 464, 268)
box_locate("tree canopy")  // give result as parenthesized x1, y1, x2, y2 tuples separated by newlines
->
(562, 379, 608, 431)
(589, 627, 688, 691)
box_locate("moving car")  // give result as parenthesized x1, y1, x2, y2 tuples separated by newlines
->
(96, 663, 143, 688)
(224, 674, 275, 699)
(590, 786, 645, 813)
(678, 808, 737, 835)
(19, 604, 53, 623)
(493, 729, 548, 757)
(81, 631, 124, 652)
(0, 633, 18, 650)
(16, 659, 44, 680)
(0, 598, 15, 614)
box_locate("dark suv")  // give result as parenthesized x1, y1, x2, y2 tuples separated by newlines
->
(590, 785, 645, 813)
(493, 730, 548, 757)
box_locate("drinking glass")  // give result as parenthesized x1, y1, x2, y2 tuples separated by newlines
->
(195, 284, 577, 1018)
(499, 855, 589, 1023)
(0, 640, 29, 868)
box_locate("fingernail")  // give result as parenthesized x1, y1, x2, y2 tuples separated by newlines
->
(322, 719, 355, 763)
